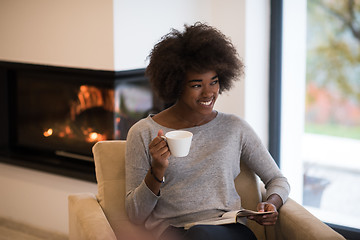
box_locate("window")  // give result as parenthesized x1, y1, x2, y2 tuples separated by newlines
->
(276, 0, 360, 237)
(303, 0, 360, 230)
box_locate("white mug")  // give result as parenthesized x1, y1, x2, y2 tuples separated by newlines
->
(161, 130, 193, 157)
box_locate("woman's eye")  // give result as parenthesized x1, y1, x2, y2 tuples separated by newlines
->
(191, 84, 201, 88)
(211, 80, 219, 85)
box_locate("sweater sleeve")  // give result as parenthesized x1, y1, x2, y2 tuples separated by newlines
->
(240, 120, 290, 204)
(125, 121, 160, 224)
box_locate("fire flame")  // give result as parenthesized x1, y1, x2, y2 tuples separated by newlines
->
(43, 85, 112, 143)
(43, 125, 106, 143)
(43, 128, 53, 137)
(70, 85, 114, 121)
(86, 131, 106, 142)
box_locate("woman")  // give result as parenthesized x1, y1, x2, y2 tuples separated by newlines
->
(125, 22, 290, 240)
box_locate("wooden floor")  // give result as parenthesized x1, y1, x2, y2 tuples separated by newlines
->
(0, 217, 67, 240)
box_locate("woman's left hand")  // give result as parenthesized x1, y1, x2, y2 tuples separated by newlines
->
(247, 202, 278, 226)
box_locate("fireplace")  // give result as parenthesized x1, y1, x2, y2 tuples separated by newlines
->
(0, 61, 164, 181)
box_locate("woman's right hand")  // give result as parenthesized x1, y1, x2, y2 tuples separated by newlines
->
(149, 129, 170, 172)
(145, 130, 170, 195)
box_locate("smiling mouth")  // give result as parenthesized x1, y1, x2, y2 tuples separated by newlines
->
(199, 98, 213, 106)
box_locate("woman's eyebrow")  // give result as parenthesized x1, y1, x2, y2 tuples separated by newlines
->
(188, 79, 202, 83)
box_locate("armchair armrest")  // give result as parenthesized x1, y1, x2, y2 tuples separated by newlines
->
(275, 198, 345, 240)
(68, 193, 117, 240)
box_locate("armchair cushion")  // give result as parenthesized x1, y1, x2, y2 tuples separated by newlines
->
(68, 193, 116, 240)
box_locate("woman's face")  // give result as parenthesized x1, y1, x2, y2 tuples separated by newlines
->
(178, 70, 219, 116)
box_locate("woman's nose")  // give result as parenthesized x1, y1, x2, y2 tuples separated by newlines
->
(201, 87, 211, 97)
(202, 85, 215, 97)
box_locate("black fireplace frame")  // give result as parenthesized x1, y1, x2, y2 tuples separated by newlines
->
(0, 61, 159, 182)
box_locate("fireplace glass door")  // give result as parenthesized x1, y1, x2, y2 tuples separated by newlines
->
(14, 70, 158, 159)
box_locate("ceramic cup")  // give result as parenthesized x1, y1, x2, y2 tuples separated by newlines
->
(161, 130, 193, 157)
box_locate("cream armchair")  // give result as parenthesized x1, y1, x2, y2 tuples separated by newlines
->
(68, 140, 345, 240)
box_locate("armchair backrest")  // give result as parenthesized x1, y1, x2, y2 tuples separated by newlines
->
(92, 140, 266, 240)
(92, 140, 131, 239)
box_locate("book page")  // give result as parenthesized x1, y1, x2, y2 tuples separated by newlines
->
(183, 209, 275, 230)
(236, 209, 275, 217)
(221, 210, 241, 219)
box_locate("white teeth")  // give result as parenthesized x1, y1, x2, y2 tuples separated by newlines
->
(200, 100, 212, 106)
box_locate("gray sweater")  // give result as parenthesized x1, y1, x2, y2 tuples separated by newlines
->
(125, 112, 290, 237)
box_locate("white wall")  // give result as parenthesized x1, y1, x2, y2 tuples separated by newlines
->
(244, 1, 270, 146)
(0, 0, 270, 235)
(281, 0, 307, 202)
(113, 0, 212, 71)
(0, 0, 115, 70)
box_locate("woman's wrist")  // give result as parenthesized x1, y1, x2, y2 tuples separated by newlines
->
(266, 194, 283, 210)
(145, 167, 165, 196)
(150, 166, 165, 183)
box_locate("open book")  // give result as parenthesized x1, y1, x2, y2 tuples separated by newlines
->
(184, 209, 275, 230)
